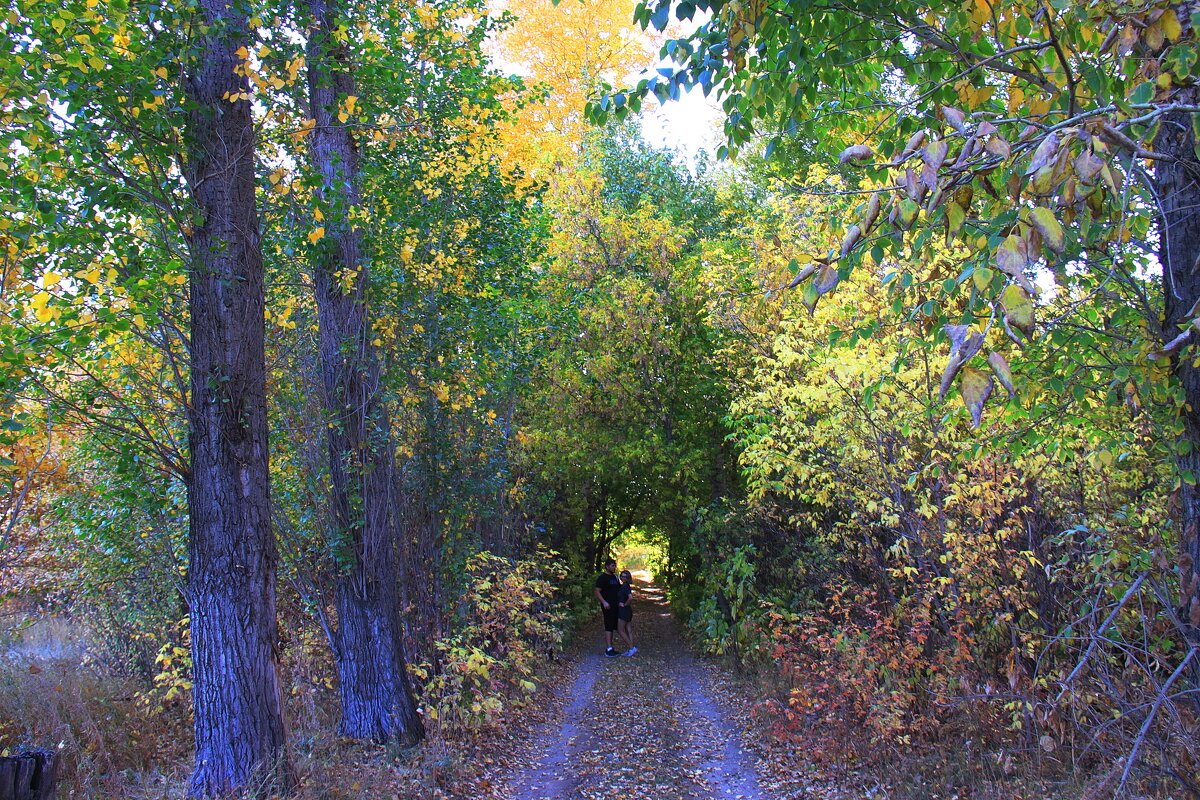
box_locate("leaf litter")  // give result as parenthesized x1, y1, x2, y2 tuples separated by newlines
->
(466, 579, 866, 800)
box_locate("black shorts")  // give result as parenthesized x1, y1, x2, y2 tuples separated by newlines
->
(602, 606, 619, 632)
(618, 606, 632, 623)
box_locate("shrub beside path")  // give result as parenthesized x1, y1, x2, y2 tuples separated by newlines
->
(499, 579, 773, 800)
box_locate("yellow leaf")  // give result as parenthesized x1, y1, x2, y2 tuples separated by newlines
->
(1162, 9, 1182, 41)
(1007, 86, 1025, 114)
(291, 118, 316, 142)
(42, 271, 62, 287)
(1001, 284, 1035, 337)
(235, 46, 249, 60)
(968, 0, 991, 28)
(308, 227, 324, 244)
(972, 267, 993, 291)
(1028, 207, 1065, 253)
(1028, 95, 1051, 117)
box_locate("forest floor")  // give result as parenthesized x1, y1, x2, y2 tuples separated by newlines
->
(0, 583, 1097, 799)
(464, 576, 871, 800)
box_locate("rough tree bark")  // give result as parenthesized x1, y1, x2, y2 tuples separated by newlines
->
(181, 0, 292, 794)
(1157, 76, 1200, 651)
(305, 0, 424, 745)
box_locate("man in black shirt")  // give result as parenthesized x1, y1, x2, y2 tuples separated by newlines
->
(593, 558, 621, 656)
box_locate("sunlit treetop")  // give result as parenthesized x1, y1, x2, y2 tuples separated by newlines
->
(491, 0, 657, 171)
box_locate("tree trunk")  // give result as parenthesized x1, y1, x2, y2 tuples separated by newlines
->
(1156, 78, 1200, 651)
(306, 0, 423, 745)
(181, 1, 291, 794)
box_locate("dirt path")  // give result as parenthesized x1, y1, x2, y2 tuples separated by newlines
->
(502, 579, 770, 800)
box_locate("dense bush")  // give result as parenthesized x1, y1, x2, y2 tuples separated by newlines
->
(410, 548, 568, 736)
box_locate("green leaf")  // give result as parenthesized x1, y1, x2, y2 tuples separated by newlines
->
(946, 202, 965, 242)
(1000, 284, 1035, 338)
(959, 366, 994, 428)
(801, 282, 819, 315)
(1129, 80, 1154, 105)
(987, 352, 1016, 399)
(972, 267, 994, 291)
(1028, 207, 1064, 253)
(650, 1, 670, 30)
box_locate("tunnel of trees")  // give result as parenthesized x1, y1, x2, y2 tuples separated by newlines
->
(1, 0, 1199, 796)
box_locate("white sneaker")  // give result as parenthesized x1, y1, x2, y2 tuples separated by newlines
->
(624, 647, 638, 656)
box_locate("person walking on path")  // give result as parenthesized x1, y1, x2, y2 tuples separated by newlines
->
(594, 558, 621, 656)
(617, 569, 637, 656)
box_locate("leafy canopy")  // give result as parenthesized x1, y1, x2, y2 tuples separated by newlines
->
(593, 0, 1190, 426)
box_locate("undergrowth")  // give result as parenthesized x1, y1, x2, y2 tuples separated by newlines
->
(0, 548, 570, 799)
(686, 537, 1199, 800)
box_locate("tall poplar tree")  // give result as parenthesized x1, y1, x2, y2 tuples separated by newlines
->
(2, 0, 295, 791)
(182, 0, 292, 792)
(304, 0, 423, 744)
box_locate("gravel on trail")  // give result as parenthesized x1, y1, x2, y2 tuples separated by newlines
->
(499, 579, 772, 800)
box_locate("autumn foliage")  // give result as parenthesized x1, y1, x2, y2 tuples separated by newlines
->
(679, 187, 1195, 792)
(3, 0, 1200, 795)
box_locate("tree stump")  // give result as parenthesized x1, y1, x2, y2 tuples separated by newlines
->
(0, 751, 58, 800)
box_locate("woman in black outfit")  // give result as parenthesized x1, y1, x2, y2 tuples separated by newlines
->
(617, 570, 637, 656)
